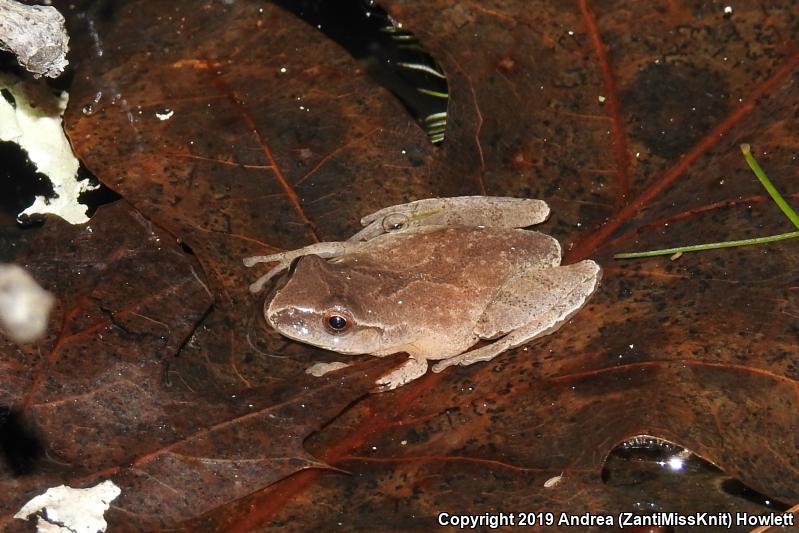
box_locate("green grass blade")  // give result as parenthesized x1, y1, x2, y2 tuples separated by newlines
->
(740, 143, 799, 229)
(613, 231, 799, 259)
(615, 146, 797, 259)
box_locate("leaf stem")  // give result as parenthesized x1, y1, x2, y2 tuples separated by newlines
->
(613, 231, 799, 259)
(740, 143, 799, 229)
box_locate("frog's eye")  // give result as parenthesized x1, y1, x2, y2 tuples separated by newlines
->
(324, 310, 352, 334)
(381, 213, 409, 232)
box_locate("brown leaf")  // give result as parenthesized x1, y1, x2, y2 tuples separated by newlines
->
(42, 0, 799, 529)
(0, 202, 392, 529)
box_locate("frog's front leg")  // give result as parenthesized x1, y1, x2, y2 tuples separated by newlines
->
(432, 260, 601, 373)
(243, 241, 357, 293)
(350, 196, 551, 241)
(375, 356, 429, 391)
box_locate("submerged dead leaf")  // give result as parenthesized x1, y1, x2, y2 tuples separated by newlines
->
(0, 202, 392, 529)
(4, 0, 794, 529)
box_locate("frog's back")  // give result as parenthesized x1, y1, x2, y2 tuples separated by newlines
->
(338, 226, 561, 279)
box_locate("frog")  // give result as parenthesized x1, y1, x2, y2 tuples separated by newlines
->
(244, 196, 601, 391)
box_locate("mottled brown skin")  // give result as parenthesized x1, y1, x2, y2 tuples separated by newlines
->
(266, 229, 600, 390)
(246, 197, 601, 390)
(268, 226, 560, 354)
(244, 196, 552, 293)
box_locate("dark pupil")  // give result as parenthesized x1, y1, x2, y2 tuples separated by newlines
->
(328, 315, 347, 330)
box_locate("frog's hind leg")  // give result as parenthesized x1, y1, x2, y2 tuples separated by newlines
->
(432, 260, 601, 373)
(351, 197, 551, 241)
(375, 356, 429, 391)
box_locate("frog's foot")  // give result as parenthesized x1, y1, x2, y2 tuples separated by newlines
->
(431, 321, 551, 373)
(243, 242, 355, 293)
(246, 263, 289, 294)
(306, 361, 351, 377)
(432, 335, 517, 372)
(243, 250, 299, 292)
(375, 357, 428, 391)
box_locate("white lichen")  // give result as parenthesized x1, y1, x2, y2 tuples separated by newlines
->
(14, 480, 121, 533)
(0, 73, 98, 224)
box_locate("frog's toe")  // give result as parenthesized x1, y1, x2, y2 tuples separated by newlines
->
(248, 262, 294, 293)
(431, 359, 451, 373)
(243, 252, 286, 267)
(375, 357, 428, 391)
(306, 361, 351, 377)
(432, 342, 507, 372)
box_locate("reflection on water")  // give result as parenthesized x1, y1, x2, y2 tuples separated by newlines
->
(602, 435, 789, 532)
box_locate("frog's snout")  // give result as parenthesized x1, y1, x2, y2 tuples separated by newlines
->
(267, 305, 313, 339)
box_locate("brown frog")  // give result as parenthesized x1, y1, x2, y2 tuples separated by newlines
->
(244, 197, 601, 390)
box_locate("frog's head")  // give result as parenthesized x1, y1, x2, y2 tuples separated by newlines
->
(265, 254, 394, 355)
